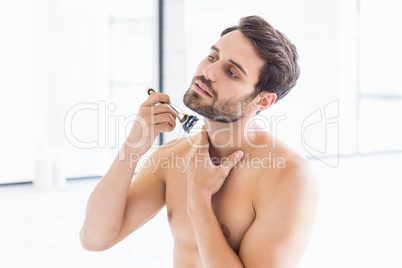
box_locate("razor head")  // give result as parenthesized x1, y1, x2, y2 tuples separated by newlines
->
(180, 114, 188, 124)
(183, 115, 199, 133)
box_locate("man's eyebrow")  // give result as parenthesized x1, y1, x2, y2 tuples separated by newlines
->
(211, 45, 220, 53)
(210, 45, 248, 76)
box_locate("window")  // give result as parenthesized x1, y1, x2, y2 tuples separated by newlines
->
(0, 0, 158, 184)
(358, 0, 402, 153)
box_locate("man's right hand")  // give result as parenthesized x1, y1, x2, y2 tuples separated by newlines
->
(125, 91, 177, 156)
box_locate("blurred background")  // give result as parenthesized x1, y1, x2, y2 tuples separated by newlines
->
(0, 0, 401, 267)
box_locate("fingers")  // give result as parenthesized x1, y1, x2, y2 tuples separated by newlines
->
(139, 92, 177, 130)
(138, 104, 177, 123)
(153, 113, 177, 128)
(137, 105, 177, 133)
(149, 104, 177, 119)
(153, 121, 176, 133)
(142, 92, 171, 107)
(221, 150, 244, 170)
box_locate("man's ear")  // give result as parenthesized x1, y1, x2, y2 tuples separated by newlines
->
(254, 92, 277, 112)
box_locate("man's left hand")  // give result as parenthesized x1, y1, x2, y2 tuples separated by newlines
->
(186, 125, 244, 203)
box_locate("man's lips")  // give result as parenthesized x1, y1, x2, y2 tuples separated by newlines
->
(195, 81, 212, 97)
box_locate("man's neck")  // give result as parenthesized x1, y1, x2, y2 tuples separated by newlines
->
(204, 115, 258, 161)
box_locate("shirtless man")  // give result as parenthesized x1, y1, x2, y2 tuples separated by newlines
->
(80, 16, 319, 267)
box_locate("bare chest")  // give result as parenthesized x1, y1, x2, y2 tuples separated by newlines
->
(165, 168, 256, 253)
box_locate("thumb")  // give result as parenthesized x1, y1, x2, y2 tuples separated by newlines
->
(221, 150, 244, 170)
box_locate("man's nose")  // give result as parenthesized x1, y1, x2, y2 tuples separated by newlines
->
(202, 63, 217, 82)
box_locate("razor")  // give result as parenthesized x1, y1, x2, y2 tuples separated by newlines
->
(146, 87, 199, 133)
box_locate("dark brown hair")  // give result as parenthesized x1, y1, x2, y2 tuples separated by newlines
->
(221, 16, 300, 102)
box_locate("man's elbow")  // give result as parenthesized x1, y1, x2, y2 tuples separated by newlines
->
(79, 228, 111, 252)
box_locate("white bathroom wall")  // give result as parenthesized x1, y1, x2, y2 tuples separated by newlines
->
(0, 179, 173, 268)
(301, 153, 402, 267)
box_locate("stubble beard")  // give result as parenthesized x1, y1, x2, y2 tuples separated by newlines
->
(183, 75, 256, 123)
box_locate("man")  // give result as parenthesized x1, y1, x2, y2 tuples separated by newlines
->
(80, 16, 319, 267)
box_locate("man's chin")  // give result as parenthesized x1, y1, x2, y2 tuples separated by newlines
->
(183, 90, 244, 123)
(189, 110, 243, 124)
(209, 115, 243, 123)
(183, 90, 200, 110)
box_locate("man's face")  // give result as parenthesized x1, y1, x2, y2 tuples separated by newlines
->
(183, 30, 265, 123)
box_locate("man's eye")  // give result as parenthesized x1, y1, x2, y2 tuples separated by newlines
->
(208, 55, 216, 62)
(228, 69, 238, 78)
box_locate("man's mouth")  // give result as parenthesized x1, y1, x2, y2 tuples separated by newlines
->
(195, 82, 212, 97)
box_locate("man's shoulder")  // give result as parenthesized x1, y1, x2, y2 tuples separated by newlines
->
(248, 134, 318, 200)
(281, 157, 316, 185)
(152, 133, 201, 157)
(254, 152, 319, 203)
(245, 133, 307, 171)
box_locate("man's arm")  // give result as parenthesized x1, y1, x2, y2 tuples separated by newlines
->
(187, 194, 245, 268)
(80, 92, 176, 251)
(238, 160, 319, 267)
